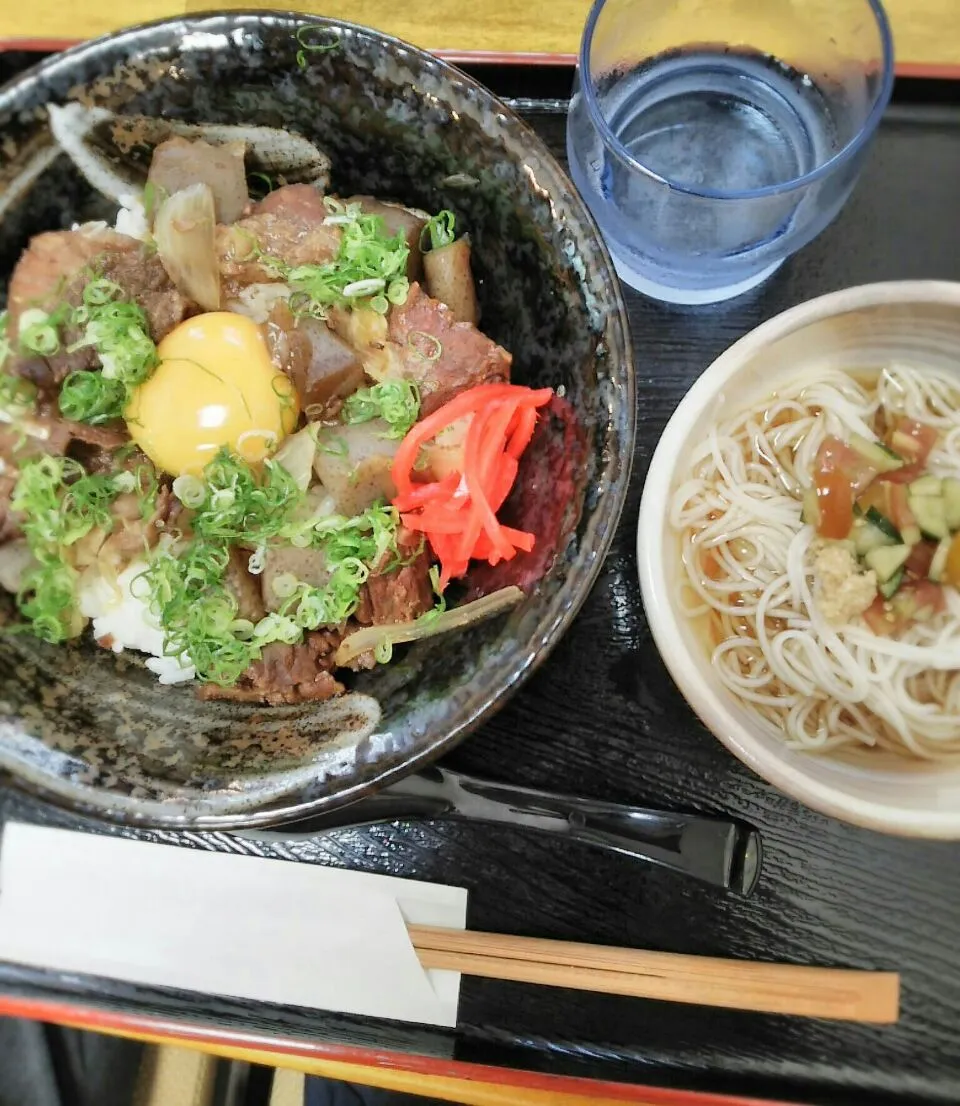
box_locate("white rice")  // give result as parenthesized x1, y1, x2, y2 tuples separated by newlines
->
(78, 560, 196, 685)
(113, 193, 149, 241)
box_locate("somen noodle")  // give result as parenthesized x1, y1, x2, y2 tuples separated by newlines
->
(669, 364, 960, 760)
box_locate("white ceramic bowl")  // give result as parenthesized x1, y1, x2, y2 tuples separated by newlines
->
(638, 281, 960, 838)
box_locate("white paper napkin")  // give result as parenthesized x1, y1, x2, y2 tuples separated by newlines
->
(0, 822, 467, 1027)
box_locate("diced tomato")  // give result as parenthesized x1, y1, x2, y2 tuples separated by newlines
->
(813, 436, 877, 539)
(863, 594, 898, 637)
(904, 541, 937, 578)
(815, 467, 855, 539)
(863, 580, 946, 638)
(875, 461, 925, 485)
(904, 578, 946, 620)
(886, 418, 939, 467)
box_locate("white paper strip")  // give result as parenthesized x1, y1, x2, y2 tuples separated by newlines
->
(0, 823, 467, 1027)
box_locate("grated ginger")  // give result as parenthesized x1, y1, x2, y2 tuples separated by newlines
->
(813, 541, 878, 625)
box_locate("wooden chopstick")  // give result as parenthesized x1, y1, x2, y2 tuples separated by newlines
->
(408, 926, 900, 1024)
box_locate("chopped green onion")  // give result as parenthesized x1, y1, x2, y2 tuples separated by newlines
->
(265, 210, 410, 316)
(20, 276, 160, 426)
(143, 182, 169, 221)
(0, 315, 37, 420)
(18, 308, 62, 356)
(420, 210, 456, 251)
(417, 564, 448, 626)
(187, 450, 302, 545)
(295, 24, 341, 68)
(58, 371, 127, 425)
(342, 278, 385, 298)
(270, 572, 299, 599)
(387, 277, 410, 305)
(248, 172, 275, 202)
(406, 331, 442, 362)
(11, 455, 132, 642)
(342, 380, 421, 440)
(143, 450, 401, 683)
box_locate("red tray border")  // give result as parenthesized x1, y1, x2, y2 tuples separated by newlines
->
(1, 39, 959, 79)
(0, 991, 800, 1106)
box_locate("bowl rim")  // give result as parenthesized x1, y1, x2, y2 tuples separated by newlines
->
(638, 280, 960, 839)
(0, 10, 637, 828)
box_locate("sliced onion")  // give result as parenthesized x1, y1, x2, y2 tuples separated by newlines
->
(335, 585, 525, 665)
(154, 183, 220, 311)
(273, 427, 317, 491)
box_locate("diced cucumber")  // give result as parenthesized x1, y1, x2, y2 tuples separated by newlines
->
(849, 433, 905, 473)
(864, 505, 901, 542)
(879, 569, 904, 599)
(801, 488, 820, 528)
(944, 477, 960, 530)
(902, 525, 922, 546)
(864, 543, 912, 583)
(907, 492, 948, 540)
(851, 517, 897, 557)
(929, 537, 952, 582)
(908, 474, 943, 497)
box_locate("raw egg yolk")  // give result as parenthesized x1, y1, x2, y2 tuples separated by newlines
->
(125, 312, 299, 476)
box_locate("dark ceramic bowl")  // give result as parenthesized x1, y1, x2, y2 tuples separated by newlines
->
(0, 12, 634, 827)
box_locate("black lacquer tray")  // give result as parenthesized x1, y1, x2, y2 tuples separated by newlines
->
(1, 52, 959, 1106)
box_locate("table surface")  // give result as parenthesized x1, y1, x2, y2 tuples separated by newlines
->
(1, 0, 960, 74)
(2, 47, 960, 1106)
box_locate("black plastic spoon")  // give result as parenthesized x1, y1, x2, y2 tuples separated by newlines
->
(238, 767, 762, 896)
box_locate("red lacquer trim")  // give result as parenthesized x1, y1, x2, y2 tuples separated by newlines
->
(2, 38, 959, 81)
(0, 36, 78, 52)
(894, 61, 960, 79)
(0, 992, 797, 1106)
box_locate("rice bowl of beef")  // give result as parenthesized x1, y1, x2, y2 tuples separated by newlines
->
(0, 13, 633, 825)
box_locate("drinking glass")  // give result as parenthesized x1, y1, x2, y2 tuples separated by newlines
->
(567, 0, 895, 304)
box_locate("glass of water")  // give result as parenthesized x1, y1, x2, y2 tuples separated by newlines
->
(567, 0, 894, 304)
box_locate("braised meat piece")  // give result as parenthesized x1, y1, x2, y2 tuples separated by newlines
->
(256, 183, 326, 219)
(6, 228, 133, 336)
(91, 247, 193, 342)
(217, 184, 341, 289)
(355, 532, 434, 626)
(0, 415, 126, 476)
(197, 630, 344, 704)
(7, 230, 193, 393)
(387, 283, 511, 414)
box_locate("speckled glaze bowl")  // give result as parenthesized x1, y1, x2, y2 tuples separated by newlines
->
(0, 13, 634, 826)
